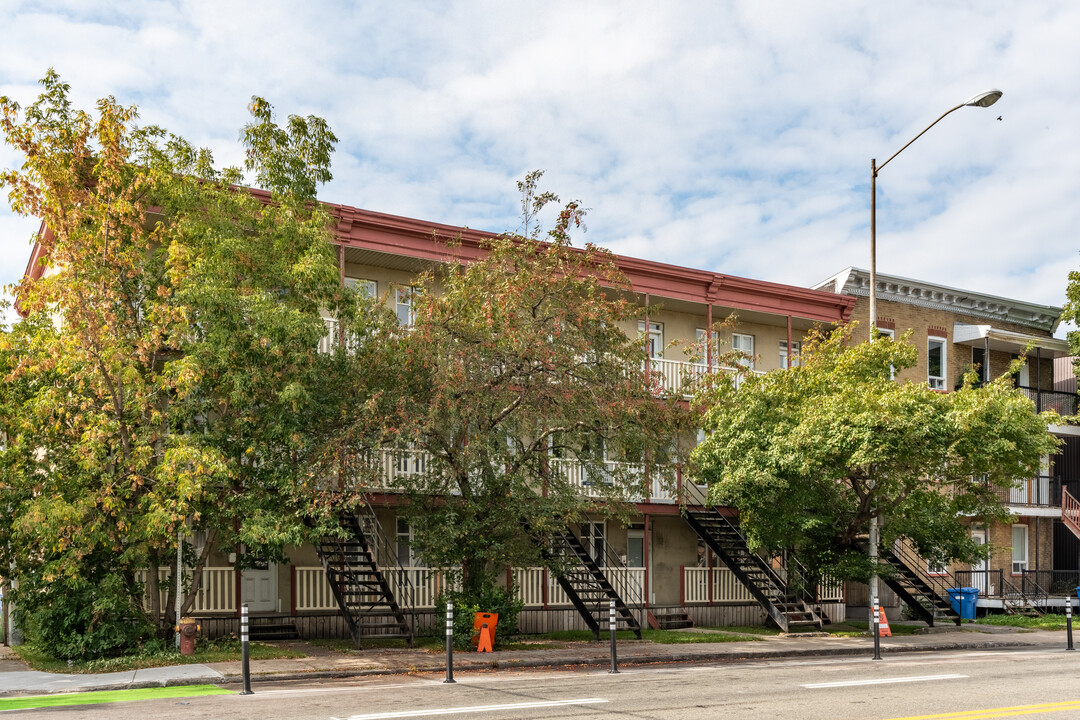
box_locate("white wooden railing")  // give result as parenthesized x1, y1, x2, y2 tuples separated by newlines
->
(513, 567, 645, 607)
(136, 567, 236, 614)
(295, 566, 452, 611)
(650, 358, 766, 397)
(683, 566, 844, 604)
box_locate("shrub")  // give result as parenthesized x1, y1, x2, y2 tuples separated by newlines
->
(435, 580, 524, 650)
(19, 573, 155, 662)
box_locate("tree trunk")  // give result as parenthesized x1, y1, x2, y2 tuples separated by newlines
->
(147, 549, 162, 632)
(180, 529, 216, 616)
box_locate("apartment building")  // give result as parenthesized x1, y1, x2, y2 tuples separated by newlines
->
(816, 267, 1079, 615)
(115, 203, 858, 642)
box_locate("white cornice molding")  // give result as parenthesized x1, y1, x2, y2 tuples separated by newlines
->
(814, 267, 1061, 333)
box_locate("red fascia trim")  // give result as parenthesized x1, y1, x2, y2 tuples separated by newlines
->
(328, 204, 855, 324)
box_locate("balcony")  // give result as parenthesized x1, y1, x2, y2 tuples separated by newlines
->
(649, 357, 764, 399)
(994, 475, 1061, 509)
(1016, 386, 1078, 416)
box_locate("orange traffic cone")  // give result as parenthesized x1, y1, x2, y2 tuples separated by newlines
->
(877, 607, 892, 638)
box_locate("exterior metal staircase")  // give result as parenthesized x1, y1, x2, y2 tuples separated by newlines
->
(1062, 486, 1080, 540)
(534, 526, 643, 639)
(681, 483, 823, 632)
(1001, 577, 1046, 616)
(315, 505, 415, 647)
(859, 541, 961, 627)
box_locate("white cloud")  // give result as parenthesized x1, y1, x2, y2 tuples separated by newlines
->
(1, 0, 1078, 329)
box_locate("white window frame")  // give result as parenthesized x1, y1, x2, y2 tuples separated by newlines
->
(396, 286, 416, 326)
(396, 517, 421, 567)
(345, 277, 377, 299)
(638, 321, 664, 359)
(1011, 524, 1028, 575)
(927, 336, 946, 390)
(732, 333, 754, 370)
(779, 340, 800, 369)
(695, 328, 712, 367)
(626, 529, 645, 568)
(926, 558, 948, 577)
(580, 521, 606, 563)
(878, 327, 895, 379)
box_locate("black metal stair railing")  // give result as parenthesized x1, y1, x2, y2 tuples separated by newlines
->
(546, 526, 643, 639)
(679, 481, 822, 632)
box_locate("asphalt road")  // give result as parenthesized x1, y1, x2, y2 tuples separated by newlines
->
(16, 648, 1080, 719)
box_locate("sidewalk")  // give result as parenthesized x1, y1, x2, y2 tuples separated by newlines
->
(1, 625, 1071, 697)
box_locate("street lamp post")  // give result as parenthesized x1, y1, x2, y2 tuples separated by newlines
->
(866, 88, 1002, 619)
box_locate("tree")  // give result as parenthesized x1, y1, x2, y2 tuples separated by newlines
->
(366, 172, 686, 598)
(691, 325, 1058, 580)
(0, 71, 366, 656)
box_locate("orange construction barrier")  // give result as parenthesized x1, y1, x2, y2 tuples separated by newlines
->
(877, 606, 892, 637)
(473, 612, 499, 653)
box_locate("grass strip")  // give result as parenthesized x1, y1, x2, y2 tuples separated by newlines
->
(0, 684, 233, 711)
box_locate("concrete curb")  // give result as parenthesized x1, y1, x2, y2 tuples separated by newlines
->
(209, 636, 1049, 687)
(1, 633, 1063, 697)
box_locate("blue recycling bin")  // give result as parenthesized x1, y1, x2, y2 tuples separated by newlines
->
(947, 587, 979, 620)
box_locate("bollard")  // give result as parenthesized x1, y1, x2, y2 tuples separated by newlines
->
(444, 601, 456, 683)
(239, 603, 253, 695)
(608, 600, 619, 674)
(872, 597, 881, 661)
(1068, 597, 1075, 652)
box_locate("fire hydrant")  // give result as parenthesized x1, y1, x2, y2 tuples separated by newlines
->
(177, 617, 200, 656)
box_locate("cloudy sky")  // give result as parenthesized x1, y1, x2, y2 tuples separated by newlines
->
(1, 1, 1077, 328)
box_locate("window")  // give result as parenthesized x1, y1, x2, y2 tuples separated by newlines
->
(1012, 355, 1030, 388)
(879, 328, 895, 379)
(732, 333, 754, 370)
(638, 321, 663, 359)
(695, 328, 713, 367)
(397, 518, 421, 567)
(779, 340, 800, 369)
(927, 337, 946, 390)
(345, 277, 377, 299)
(580, 521, 605, 563)
(1011, 524, 1028, 574)
(927, 559, 948, 577)
(971, 347, 988, 384)
(626, 529, 645, 568)
(396, 286, 416, 326)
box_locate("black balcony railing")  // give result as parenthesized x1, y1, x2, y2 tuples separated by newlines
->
(1017, 386, 1078, 416)
(1020, 570, 1080, 598)
(952, 569, 1003, 597)
(993, 476, 1061, 508)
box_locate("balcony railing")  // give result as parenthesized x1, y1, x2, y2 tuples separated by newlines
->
(1016, 386, 1078, 416)
(649, 358, 765, 399)
(994, 475, 1061, 508)
(682, 566, 843, 604)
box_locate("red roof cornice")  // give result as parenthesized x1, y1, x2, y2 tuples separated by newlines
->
(324, 201, 854, 324)
(18, 189, 855, 325)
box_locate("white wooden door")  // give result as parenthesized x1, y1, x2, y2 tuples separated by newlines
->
(241, 561, 277, 612)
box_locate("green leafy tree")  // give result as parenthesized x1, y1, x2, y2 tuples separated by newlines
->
(691, 325, 1058, 580)
(369, 172, 686, 597)
(0, 71, 369, 654)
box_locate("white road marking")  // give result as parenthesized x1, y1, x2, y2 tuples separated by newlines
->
(331, 698, 608, 719)
(803, 674, 966, 689)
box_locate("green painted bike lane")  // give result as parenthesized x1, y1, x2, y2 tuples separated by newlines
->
(0, 684, 232, 711)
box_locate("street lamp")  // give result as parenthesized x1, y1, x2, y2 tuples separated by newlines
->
(866, 88, 1002, 620)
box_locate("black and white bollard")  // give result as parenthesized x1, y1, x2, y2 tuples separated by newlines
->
(1068, 597, 1075, 652)
(240, 603, 253, 695)
(608, 600, 619, 674)
(444, 601, 456, 683)
(872, 597, 882, 661)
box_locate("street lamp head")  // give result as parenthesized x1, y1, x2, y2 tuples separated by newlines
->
(964, 89, 1003, 108)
